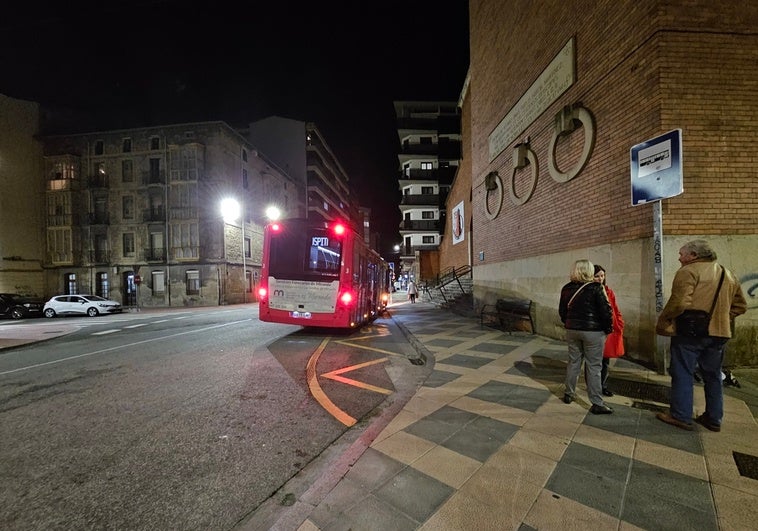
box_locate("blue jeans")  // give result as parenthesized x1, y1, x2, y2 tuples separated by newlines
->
(565, 329, 606, 407)
(669, 336, 728, 425)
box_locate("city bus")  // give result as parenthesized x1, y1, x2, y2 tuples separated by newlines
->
(258, 218, 390, 328)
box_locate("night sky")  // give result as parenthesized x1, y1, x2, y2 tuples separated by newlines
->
(1, 1, 470, 252)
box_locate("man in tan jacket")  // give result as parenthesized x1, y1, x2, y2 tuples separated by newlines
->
(655, 240, 747, 432)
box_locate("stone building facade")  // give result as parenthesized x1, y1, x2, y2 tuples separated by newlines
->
(459, 0, 757, 366)
(42, 121, 303, 308)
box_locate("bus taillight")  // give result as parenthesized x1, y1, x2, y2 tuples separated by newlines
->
(332, 222, 346, 236)
(338, 291, 354, 306)
(270, 223, 281, 232)
(258, 287, 267, 299)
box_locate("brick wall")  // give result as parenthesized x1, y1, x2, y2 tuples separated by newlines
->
(467, 0, 758, 364)
(439, 80, 473, 272)
(470, 0, 757, 264)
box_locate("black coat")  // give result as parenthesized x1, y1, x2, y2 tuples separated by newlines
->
(559, 281, 613, 334)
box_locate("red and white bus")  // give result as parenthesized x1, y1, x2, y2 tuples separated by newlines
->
(258, 218, 390, 328)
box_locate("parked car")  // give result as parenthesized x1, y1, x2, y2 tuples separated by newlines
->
(43, 295, 123, 318)
(0, 293, 45, 320)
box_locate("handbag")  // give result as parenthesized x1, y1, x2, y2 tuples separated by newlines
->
(674, 267, 724, 337)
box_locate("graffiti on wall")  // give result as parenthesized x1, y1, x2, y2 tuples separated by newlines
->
(741, 273, 758, 309)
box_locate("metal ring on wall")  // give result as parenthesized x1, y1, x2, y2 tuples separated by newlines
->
(509, 146, 538, 206)
(547, 106, 595, 183)
(484, 173, 503, 220)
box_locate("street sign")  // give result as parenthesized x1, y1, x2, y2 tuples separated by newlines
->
(134, 275, 141, 284)
(630, 129, 683, 206)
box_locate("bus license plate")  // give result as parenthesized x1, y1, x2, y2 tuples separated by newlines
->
(291, 311, 312, 319)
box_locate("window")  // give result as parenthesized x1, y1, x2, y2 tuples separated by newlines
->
(242, 168, 249, 189)
(96, 272, 109, 298)
(172, 222, 199, 259)
(169, 146, 198, 181)
(149, 158, 161, 183)
(422, 211, 435, 219)
(66, 273, 78, 294)
(186, 270, 200, 295)
(419, 136, 432, 144)
(244, 237, 251, 259)
(122, 138, 132, 153)
(420, 162, 433, 171)
(422, 236, 435, 244)
(95, 161, 106, 176)
(122, 196, 134, 220)
(150, 137, 160, 150)
(421, 186, 434, 194)
(152, 271, 165, 294)
(122, 160, 133, 182)
(48, 227, 72, 263)
(123, 233, 135, 256)
(94, 140, 104, 155)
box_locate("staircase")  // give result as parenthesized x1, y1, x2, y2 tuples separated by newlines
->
(420, 265, 477, 317)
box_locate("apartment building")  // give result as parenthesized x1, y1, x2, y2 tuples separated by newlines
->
(394, 101, 461, 282)
(244, 116, 360, 230)
(41, 121, 303, 307)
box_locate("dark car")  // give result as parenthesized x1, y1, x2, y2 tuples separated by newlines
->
(0, 293, 45, 320)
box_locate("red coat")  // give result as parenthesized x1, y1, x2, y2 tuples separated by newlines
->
(604, 285, 625, 358)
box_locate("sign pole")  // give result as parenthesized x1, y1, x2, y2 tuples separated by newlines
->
(653, 201, 667, 374)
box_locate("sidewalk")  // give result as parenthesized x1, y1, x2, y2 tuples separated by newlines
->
(251, 300, 758, 530)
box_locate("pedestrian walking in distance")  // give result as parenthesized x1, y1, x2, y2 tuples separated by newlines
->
(407, 280, 418, 303)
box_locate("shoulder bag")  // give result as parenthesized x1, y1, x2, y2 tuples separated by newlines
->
(674, 267, 725, 337)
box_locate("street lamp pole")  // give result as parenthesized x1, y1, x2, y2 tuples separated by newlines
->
(241, 202, 246, 304)
(221, 197, 246, 305)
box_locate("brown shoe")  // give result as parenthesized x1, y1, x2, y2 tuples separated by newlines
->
(694, 414, 721, 432)
(656, 412, 694, 431)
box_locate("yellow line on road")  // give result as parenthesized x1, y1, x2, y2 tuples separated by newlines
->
(334, 340, 404, 358)
(306, 337, 356, 427)
(321, 358, 392, 395)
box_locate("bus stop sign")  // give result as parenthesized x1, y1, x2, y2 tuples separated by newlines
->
(630, 129, 683, 206)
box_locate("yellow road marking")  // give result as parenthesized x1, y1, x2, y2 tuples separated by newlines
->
(334, 340, 404, 357)
(321, 358, 392, 395)
(306, 337, 356, 427)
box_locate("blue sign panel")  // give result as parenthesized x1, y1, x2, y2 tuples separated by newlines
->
(630, 129, 683, 205)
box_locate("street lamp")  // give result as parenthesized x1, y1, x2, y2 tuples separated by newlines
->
(265, 205, 281, 221)
(221, 198, 246, 304)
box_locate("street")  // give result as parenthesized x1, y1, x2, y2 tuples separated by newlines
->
(0, 306, 420, 530)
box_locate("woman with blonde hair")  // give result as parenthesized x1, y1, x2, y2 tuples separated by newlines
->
(559, 259, 614, 414)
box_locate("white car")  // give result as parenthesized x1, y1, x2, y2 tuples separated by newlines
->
(43, 295, 123, 318)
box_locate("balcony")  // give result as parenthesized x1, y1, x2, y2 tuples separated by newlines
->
(399, 166, 457, 183)
(399, 138, 461, 160)
(400, 194, 440, 206)
(88, 250, 110, 264)
(396, 114, 461, 134)
(399, 220, 440, 231)
(170, 207, 198, 220)
(85, 212, 110, 225)
(399, 244, 439, 257)
(142, 170, 166, 186)
(88, 174, 109, 188)
(144, 248, 166, 261)
(47, 214, 76, 226)
(47, 178, 80, 191)
(143, 206, 166, 222)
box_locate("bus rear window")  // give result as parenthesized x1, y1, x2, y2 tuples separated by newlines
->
(269, 228, 342, 277)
